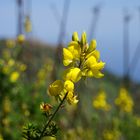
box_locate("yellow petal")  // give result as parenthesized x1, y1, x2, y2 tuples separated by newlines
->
(63, 68, 82, 83)
(48, 80, 64, 96)
(63, 48, 73, 66)
(67, 92, 79, 105)
(86, 50, 100, 60)
(63, 60, 73, 66)
(68, 41, 79, 47)
(84, 56, 97, 68)
(91, 70, 104, 78)
(87, 39, 97, 53)
(84, 70, 94, 77)
(64, 80, 74, 92)
(91, 61, 105, 70)
(68, 44, 81, 59)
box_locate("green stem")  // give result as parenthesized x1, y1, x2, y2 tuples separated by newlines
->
(39, 92, 68, 139)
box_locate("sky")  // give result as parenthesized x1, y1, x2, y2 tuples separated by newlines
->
(0, 0, 140, 82)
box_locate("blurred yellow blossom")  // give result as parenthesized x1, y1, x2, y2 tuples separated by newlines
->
(93, 90, 111, 111)
(115, 88, 134, 113)
(103, 130, 121, 140)
(8, 59, 15, 67)
(19, 64, 27, 71)
(6, 39, 15, 48)
(134, 116, 140, 127)
(2, 118, 10, 127)
(10, 71, 20, 82)
(2, 66, 10, 74)
(3, 96, 11, 113)
(24, 16, 32, 33)
(0, 133, 3, 140)
(2, 50, 11, 59)
(17, 34, 25, 44)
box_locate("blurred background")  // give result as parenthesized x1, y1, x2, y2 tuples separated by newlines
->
(1, 0, 140, 81)
(0, 0, 140, 140)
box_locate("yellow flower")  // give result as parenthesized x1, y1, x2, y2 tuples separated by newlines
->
(63, 48, 73, 66)
(2, 50, 11, 59)
(68, 41, 81, 59)
(24, 16, 32, 33)
(93, 90, 111, 111)
(67, 92, 78, 105)
(115, 88, 134, 113)
(17, 34, 25, 44)
(63, 41, 81, 66)
(8, 59, 15, 67)
(19, 64, 27, 71)
(48, 80, 64, 96)
(10, 71, 20, 82)
(3, 96, 11, 113)
(63, 67, 82, 83)
(40, 102, 52, 112)
(64, 80, 74, 92)
(103, 130, 121, 140)
(6, 39, 15, 48)
(83, 56, 105, 78)
(2, 66, 10, 74)
(86, 50, 100, 60)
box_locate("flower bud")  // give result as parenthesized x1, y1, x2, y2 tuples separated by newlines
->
(81, 32, 87, 45)
(48, 80, 64, 96)
(72, 32, 79, 42)
(87, 39, 97, 53)
(17, 34, 25, 44)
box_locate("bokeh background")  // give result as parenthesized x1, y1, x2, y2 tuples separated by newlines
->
(0, 0, 140, 140)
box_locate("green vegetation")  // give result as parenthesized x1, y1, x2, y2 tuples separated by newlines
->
(0, 37, 140, 140)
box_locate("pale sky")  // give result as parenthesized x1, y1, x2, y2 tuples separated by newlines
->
(0, 0, 140, 82)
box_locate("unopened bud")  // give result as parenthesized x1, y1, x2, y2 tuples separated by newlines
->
(72, 32, 79, 42)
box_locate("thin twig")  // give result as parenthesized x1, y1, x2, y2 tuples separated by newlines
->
(39, 92, 68, 139)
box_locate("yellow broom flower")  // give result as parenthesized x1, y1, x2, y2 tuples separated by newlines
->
(63, 67, 82, 83)
(48, 80, 64, 96)
(83, 56, 105, 78)
(10, 71, 20, 82)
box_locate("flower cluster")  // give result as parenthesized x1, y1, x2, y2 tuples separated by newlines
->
(115, 88, 134, 113)
(103, 129, 121, 140)
(92, 90, 111, 111)
(48, 32, 105, 105)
